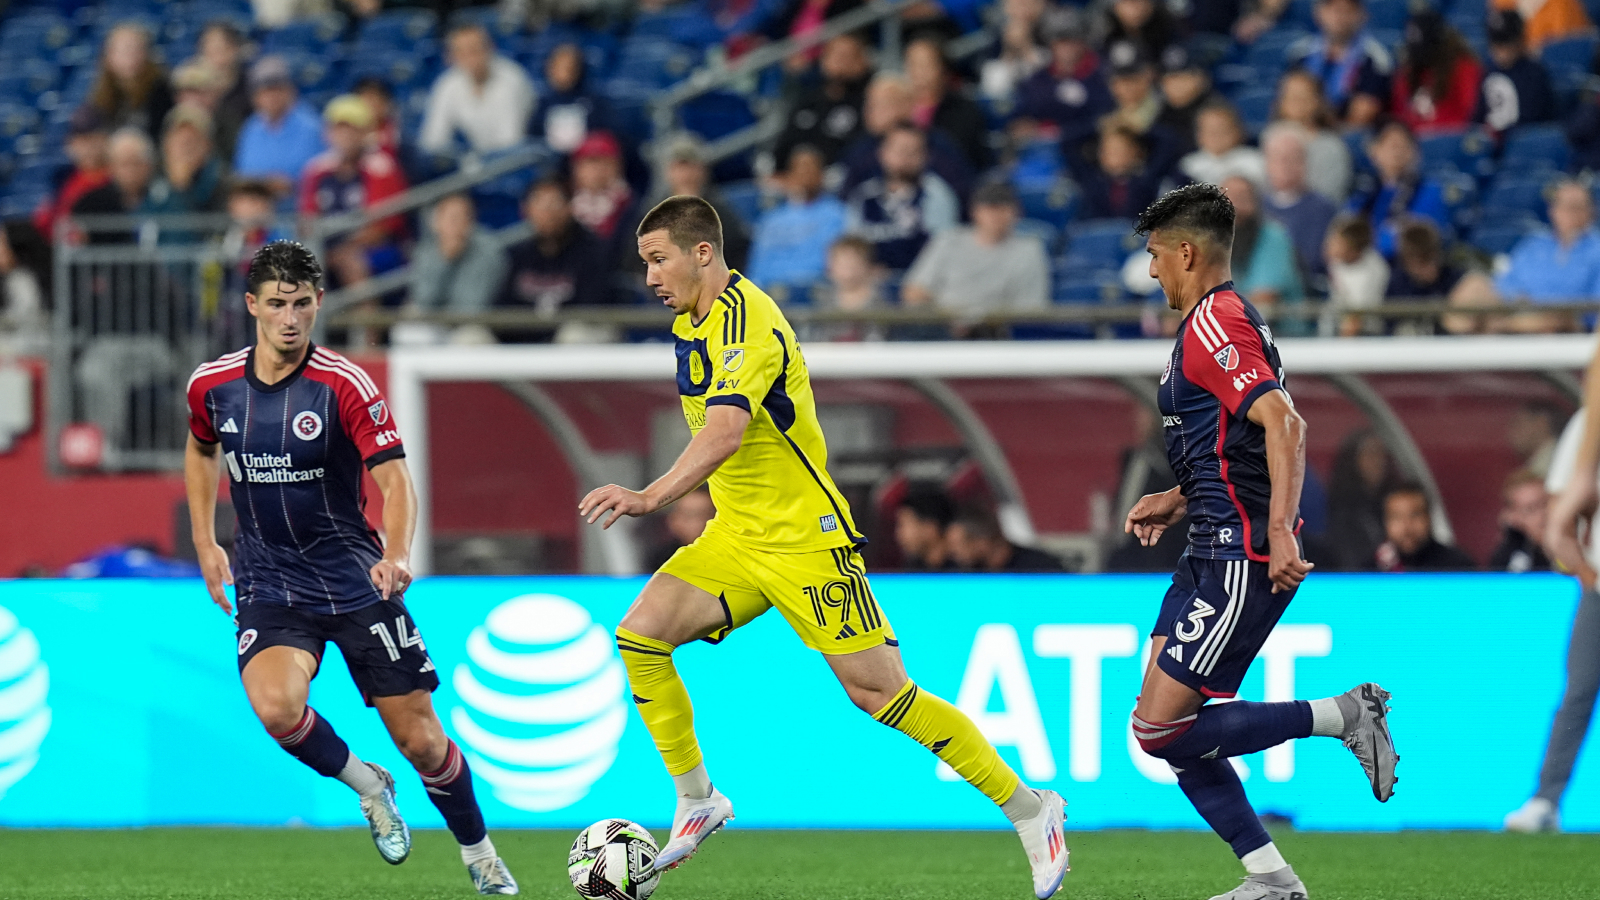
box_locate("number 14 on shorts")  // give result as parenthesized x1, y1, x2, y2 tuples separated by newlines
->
(369, 614, 426, 662)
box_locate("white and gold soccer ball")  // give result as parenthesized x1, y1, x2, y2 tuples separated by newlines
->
(568, 818, 661, 900)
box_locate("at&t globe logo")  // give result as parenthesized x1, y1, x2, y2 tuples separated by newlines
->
(451, 595, 626, 811)
(0, 605, 49, 801)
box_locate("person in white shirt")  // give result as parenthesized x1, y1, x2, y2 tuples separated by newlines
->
(420, 24, 536, 155)
(1179, 101, 1266, 188)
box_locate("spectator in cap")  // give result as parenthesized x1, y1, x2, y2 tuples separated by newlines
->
(1013, 6, 1114, 147)
(496, 176, 614, 341)
(1271, 69, 1354, 201)
(646, 135, 751, 270)
(1070, 122, 1165, 219)
(420, 23, 537, 156)
(1490, 0, 1592, 51)
(234, 55, 326, 201)
(844, 124, 960, 272)
(171, 62, 242, 161)
(1476, 9, 1557, 137)
(1260, 121, 1338, 277)
(904, 36, 991, 172)
(569, 130, 638, 264)
(902, 179, 1049, 338)
(194, 21, 251, 150)
(1288, 0, 1394, 128)
(86, 22, 174, 138)
(142, 104, 225, 236)
(979, 0, 1050, 107)
(1389, 8, 1483, 136)
(773, 32, 873, 167)
(299, 94, 409, 289)
(352, 76, 402, 159)
(840, 71, 976, 200)
(748, 145, 847, 300)
(409, 192, 510, 318)
(1155, 42, 1221, 155)
(1100, 0, 1182, 58)
(1086, 40, 1183, 179)
(1179, 100, 1266, 187)
(34, 107, 110, 239)
(529, 43, 618, 155)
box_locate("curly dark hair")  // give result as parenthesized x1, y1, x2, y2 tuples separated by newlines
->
(246, 240, 323, 296)
(1133, 182, 1236, 250)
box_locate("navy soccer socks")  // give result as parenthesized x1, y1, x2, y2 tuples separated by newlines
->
(421, 739, 490, 847)
(1134, 700, 1314, 761)
(270, 707, 349, 777)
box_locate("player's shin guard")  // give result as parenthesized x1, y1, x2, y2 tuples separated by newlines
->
(1171, 758, 1273, 860)
(873, 681, 1022, 805)
(617, 628, 703, 776)
(420, 740, 489, 846)
(1133, 701, 1314, 760)
(268, 707, 350, 777)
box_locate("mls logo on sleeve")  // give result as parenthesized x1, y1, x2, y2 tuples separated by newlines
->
(1213, 345, 1239, 371)
(721, 348, 744, 372)
(368, 400, 389, 427)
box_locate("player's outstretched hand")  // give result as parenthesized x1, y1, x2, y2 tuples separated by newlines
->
(579, 484, 656, 529)
(1267, 536, 1314, 594)
(371, 557, 412, 601)
(197, 543, 234, 615)
(1124, 487, 1188, 546)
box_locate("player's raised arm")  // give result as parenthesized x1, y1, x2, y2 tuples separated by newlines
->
(1245, 389, 1313, 593)
(184, 432, 234, 615)
(580, 404, 752, 529)
(368, 458, 417, 600)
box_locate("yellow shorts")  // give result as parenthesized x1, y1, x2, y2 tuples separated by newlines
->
(658, 527, 896, 655)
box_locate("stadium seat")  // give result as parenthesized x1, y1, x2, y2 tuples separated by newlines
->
(1011, 138, 1063, 191)
(472, 171, 533, 229)
(1016, 182, 1077, 230)
(680, 90, 755, 142)
(629, 8, 724, 48)
(448, 5, 524, 39)
(1470, 216, 1541, 255)
(1243, 28, 1310, 72)
(1231, 87, 1277, 132)
(1483, 172, 1554, 221)
(1064, 218, 1139, 261)
(1501, 123, 1570, 172)
(1366, 0, 1409, 31)
(358, 9, 438, 47)
(1436, 169, 1480, 232)
(0, 13, 74, 53)
(1015, 218, 1062, 254)
(718, 180, 765, 226)
(1541, 35, 1598, 78)
(260, 15, 345, 54)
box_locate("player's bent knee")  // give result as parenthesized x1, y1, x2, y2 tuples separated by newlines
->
(847, 683, 897, 716)
(1131, 711, 1196, 758)
(248, 691, 307, 736)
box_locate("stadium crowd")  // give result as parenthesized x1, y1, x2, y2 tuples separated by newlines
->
(5, 0, 1600, 348)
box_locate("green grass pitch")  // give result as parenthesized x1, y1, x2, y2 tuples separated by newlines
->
(0, 828, 1596, 899)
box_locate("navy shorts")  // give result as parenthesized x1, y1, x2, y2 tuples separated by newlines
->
(1151, 554, 1296, 698)
(235, 599, 440, 706)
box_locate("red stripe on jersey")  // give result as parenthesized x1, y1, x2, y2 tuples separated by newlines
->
(1214, 407, 1270, 564)
(186, 353, 248, 442)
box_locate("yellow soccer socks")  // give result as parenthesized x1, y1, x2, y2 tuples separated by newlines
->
(872, 680, 1024, 806)
(616, 628, 704, 778)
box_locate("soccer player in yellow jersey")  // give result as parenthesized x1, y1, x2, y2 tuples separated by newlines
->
(578, 196, 1069, 898)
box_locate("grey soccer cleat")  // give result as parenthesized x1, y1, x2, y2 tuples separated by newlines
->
(1335, 683, 1400, 802)
(467, 856, 519, 895)
(1504, 797, 1561, 833)
(358, 763, 411, 865)
(1207, 868, 1309, 900)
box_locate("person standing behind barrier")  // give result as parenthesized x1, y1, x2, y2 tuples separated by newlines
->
(1511, 403, 1600, 832)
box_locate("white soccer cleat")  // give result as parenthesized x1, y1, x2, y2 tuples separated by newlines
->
(1504, 797, 1560, 833)
(653, 789, 734, 872)
(1014, 789, 1069, 899)
(467, 856, 519, 895)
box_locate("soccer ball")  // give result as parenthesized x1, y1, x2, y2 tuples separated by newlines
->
(568, 818, 661, 900)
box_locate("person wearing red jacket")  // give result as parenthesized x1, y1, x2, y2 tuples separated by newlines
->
(34, 107, 111, 239)
(1390, 9, 1483, 135)
(298, 94, 408, 291)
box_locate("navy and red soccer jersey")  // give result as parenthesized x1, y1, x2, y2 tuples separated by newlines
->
(186, 344, 406, 614)
(1158, 282, 1296, 561)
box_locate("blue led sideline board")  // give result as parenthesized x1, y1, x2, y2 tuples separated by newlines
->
(0, 574, 1590, 831)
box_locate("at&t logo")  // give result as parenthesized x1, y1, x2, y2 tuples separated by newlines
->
(0, 605, 49, 801)
(450, 595, 625, 811)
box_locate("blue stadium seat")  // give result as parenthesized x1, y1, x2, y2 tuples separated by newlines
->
(719, 180, 765, 226)
(1012, 138, 1063, 191)
(1231, 87, 1277, 132)
(260, 15, 346, 54)
(680, 90, 755, 142)
(1016, 182, 1076, 229)
(1064, 218, 1138, 263)
(1502, 123, 1570, 171)
(1436, 169, 1480, 232)
(616, 39, 700, 85)
(1471, 216, 1541, 255)
(358, 9, 438, 46)
(1541, 35, 1598, 78)
(629, 8, 723, 48)
(0, 102, 41, 141)
(448, 5, 524, 39)
(1243, 28, 1310, 72)
(472, 171, 533, 229)
(1483, 172, 1554, 221)
(0, 13, 75, 52)
(1418, 132, 1463, 172)
(0, 59, 59, 98)
(1366, 0, 1409, 31)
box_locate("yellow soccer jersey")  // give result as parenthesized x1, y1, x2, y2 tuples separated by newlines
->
(671, 272, 861, 552)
